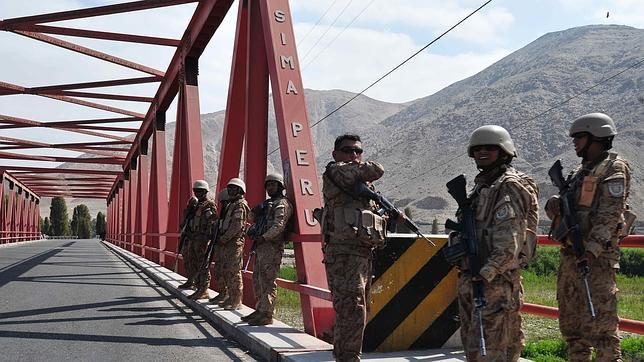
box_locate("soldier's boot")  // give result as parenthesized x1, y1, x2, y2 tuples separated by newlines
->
(209, 293, 227, 304)
(241, 310, 260, 322)
(188, 288, 209, 300)
(248, 312, 273, 326)
(178, 279, 195, 289)
(223, 295, 242, 310)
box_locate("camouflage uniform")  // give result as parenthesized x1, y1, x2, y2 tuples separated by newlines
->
(185, 197, 217, 293)
(250, 197, 293, 317)
(553, 152, 630, 362)
(322, 160, 385, 362)
(211, 201, 230, 302)
(455, 165, 536, 362)
(218, 196, 250, 308)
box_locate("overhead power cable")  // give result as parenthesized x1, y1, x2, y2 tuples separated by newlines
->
(302, 0, 378, 72)
(299, 0, 356, 64)
(385, 56, 644, 192)
(268, 0, 493, 157)
(297, 0, 341, 47)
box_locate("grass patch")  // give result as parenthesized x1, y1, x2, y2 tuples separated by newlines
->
(523, 336, 644, 362)
(274, 266, 304, 331)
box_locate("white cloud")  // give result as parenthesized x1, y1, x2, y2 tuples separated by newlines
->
(298, 26, 511, 103)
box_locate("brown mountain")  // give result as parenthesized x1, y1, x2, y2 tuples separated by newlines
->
(51, 25, 643, 232)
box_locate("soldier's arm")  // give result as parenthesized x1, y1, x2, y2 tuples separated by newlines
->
(585, 160, 630, 257)
(262, 200, 293, 241)
(219, 205, 247, 243)
(326, 161, 384, 189)
(479, 181, 529, 282)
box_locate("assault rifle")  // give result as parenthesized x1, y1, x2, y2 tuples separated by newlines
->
(173, 199, 198, 272)
(244, 200, 271, 272)
(201, 221, 221, 271)
(173, 219, 192, 272)
(549, 160, 595, 318)
(444, 174, 486, 357)
(354, 182, 435, 246)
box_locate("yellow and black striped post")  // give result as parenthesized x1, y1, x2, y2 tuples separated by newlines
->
(363, 233, 459, 352)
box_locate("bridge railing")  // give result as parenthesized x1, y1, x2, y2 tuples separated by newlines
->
(0, 231, 42, 244)
(105, 232, 644, 336)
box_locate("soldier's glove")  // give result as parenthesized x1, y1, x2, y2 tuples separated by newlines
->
(545, 196, 561, 220)
(442, 231, 467, 265)
(577, 251, 596, 268)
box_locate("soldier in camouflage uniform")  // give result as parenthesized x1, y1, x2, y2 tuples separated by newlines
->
(321, 134, 388, 362)
(182, 180, 218, 300)
(178, 196, 199, 290)
(452, 126, 538, 361)
(242, 173, 293, 326)
(210, 189, 230, 304)
(545, 113, 630, 362)
(217, 178, 250, 310)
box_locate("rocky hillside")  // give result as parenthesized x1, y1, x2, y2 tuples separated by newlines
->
(50, 25, 643, 231)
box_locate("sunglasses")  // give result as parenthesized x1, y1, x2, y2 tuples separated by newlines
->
(471, 145, 499, 153)
(571, 132, 589, 140)
(338, 146, 364, 155)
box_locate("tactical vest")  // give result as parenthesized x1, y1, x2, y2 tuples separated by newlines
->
(322, 173, 385, 247)
(471, 167, 539, 269)
(221, 197, 250, 240)
(189, 198, 217, 239)
(569, 152, 630, 249)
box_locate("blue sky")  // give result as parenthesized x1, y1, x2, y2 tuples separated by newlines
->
(0, 0, 643, 168)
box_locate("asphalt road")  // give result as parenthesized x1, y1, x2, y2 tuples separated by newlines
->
(0, 239, 258, 362)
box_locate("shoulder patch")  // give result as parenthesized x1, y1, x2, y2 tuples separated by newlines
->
(494, 203, 515, 222)
(607, 180, 625, 197)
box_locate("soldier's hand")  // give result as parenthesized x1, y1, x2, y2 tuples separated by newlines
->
(394, 208, 405, 224)
(577, 251, 596, 268)
(545, 196, 561, 220)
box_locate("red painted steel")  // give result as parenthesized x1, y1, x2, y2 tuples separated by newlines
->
(146, 118, 169, 264)
(239, 0, 271, 307)
(259, 0, 334, 337)
(166, 78, 206, 270)
(538, 234, 643, 248)
(12, 24, 181, 47)
(522, 303, 644, 335)
(128, 165, 139, 252)
(135, 150, 149, 256)
(215, 0, 249, 194)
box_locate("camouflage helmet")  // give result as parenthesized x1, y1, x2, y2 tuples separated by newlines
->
(218, 189, 229, 202)
(227, 177, 246, 194)
(265, 173, 285, 188)
(192, 179, 209, 191)
(569, 113, 617, 138)
(468, 125, 517, 157)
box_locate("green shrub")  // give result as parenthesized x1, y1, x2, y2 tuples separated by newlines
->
(522, 339, 566, 360)
(522, 336, 644, 362)
(279, 266, 297, 281)
(622, 336, 644, 362)
(524, 247, 643, 277)
(619, 248, 644, 277)
(525, 246, 560, 276)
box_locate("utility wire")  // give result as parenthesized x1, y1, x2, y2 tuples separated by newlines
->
(385, 56, 644, 192)
(268, 0, 494, 157)
(302, 0, 378, 72)
(299, 0, 356, 64)
(297, 0, 341, 47)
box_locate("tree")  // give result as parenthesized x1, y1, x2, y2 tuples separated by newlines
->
(50, 197, 70, 236)
(95, 212, 106, 240)
(431, 217, 439, 234)
(41, 217, 51, 235)
(71, 204, 92, 239)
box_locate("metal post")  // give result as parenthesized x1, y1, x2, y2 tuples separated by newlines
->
(147, 112, 169, 264)
(136, 142, 149, 257)
(259, 0, 333, 337)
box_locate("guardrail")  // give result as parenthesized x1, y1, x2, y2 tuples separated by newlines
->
(106, 232, 643, 336)
(0, 231, 41, 243)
